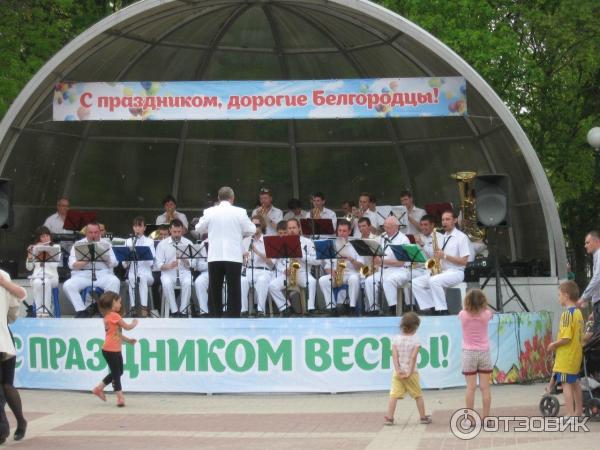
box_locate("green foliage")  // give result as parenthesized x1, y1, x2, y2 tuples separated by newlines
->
(0, 0, 138, 118)
(381, 0, 600, 283)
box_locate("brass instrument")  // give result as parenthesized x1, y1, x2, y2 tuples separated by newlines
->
(451, 171, 486, 241)
(425, 230, 442, 275)
(334, 260, 346, 287)
(359, 264, 378, 278)
(311, 208, 321, 219)
(288, 259, 301, 288)
(149, 229, 161, 240)
(166, 210, 176, 224)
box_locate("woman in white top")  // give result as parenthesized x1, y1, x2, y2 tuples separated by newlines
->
(26, 226, 60, 318)
(0, 269, 27, 442)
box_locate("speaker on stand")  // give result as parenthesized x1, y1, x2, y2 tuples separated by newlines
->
(475, 174, 528, 312)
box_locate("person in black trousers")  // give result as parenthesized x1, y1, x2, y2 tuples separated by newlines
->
(196, 187, 256, 318)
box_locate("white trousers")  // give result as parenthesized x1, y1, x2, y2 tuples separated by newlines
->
(318, 272, 361, 308)
(63, 270, 121, 312)
(241, 269, 272, 313)
(161, 270, 192, 313)
(127, 268, 154, 307)
(31, 275, 59, 312)
(412, 270, 465, 310)
(194, 272, 250, 313)
(364, 268, 410, 309)
(268, 271, 316, 311)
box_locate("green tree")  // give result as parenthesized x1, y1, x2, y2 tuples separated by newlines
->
(0, 0, 137, 118)
(381, 0, 600, 283)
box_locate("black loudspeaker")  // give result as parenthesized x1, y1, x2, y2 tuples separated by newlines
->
(474, 174, 510, 227)
(0, 179, 13, 229)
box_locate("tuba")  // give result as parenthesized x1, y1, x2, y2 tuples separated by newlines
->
(288, 259, 302, 288)
(451, 171, 486, 242)
(425, 230, 442, 275)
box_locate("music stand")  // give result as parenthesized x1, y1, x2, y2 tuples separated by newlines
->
(114, 245, 155, 318)
(73, 241, 111, 316)
(64, 210, 97, 232)
(300, 218, 334, 239)
(389, 244, 426, 311)
(314, 239, 343, 313)
(264, 235, 302, 315)
(31, 244, 61, 317)
(176, 243, 205, 317)
(350, 239, 385, 314)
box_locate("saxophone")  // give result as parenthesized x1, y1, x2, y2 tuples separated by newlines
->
(288, 259, 302, 288)
(334, 261, 346, 287)
(425, 231, 442, 275)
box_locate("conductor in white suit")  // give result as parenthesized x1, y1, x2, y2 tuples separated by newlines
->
(196, 187, 256, 318)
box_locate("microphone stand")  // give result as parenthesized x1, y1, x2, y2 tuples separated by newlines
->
(304, 242, 309, 315)
(250, 238, 255, 315)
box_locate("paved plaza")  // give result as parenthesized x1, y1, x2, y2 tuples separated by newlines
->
(2, 382, 598, 449)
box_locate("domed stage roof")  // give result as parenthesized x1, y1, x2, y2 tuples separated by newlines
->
(0, 0, 565, 277)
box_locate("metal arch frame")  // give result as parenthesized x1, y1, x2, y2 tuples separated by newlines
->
(331, 0, 565, 277)
(0, 0, 566, 277)
(275, 3, 413, 194)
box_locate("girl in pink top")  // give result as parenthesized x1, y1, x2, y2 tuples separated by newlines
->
(458, 289, 493, 418)
(92, 292, 138, 407)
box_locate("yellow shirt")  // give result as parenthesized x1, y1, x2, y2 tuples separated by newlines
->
(553, 307, 584, 375)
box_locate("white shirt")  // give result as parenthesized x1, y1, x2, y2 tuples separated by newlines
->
(381, 231, 410, 268)
(324, 239, 364, 273)
(353, 210, 382, 237)
(68, 238, 118, 272)
(156, 211, 189, 229)
(196, 201, 256, 263)
(403, 206, 426, 236)
(123, 235, 156, 272)
(251, 206, 283, 236)
(582, 248, 600, 304)
(283, 210, 307, 222)
(155, 236, 194, 275)
(43, 212, 73, 234)
(242, 235, 272, 269)
(26, 244, 61, 279)
(305, 208, 337, 226)
(440, 227, 471, 271)
(0, 270, 25, 358)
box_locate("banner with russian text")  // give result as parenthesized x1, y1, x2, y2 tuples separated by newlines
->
(52, 77, 467, 121)
(11, 312, 551, 393)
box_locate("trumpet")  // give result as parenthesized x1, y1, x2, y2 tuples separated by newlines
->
(311, 208, 321, 219)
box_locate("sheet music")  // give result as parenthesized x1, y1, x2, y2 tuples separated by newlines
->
(74, 240, 112, 262)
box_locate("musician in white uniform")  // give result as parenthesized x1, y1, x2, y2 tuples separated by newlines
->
(305, 192, 337, 229)
(412, 210, 471, 315)
(26, 226, 60, 317)
(63, 222, 120, 318)
(43, 197, 73, 234)
(318, 219, 363, 315)
(241, 215, 274, 317)
(268, 218, 318, 316)
(352, 193, 383, 237)
(155, 219, 193, 317)
(156, 195, 189, 231)
(400, 190, 426, 236)
(252, 188, 283, 236)
(192, 238, 210, 316)
(122, 217, 155, 317)
(283, 198, 306, 222)
(364, 217, 410, 316)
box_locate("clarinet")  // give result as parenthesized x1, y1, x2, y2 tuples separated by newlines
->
(172, 238, 181, 288)
(241, 238, 253, 277)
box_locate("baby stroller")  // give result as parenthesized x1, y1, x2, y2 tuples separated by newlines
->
(540, 331, 600, 419)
